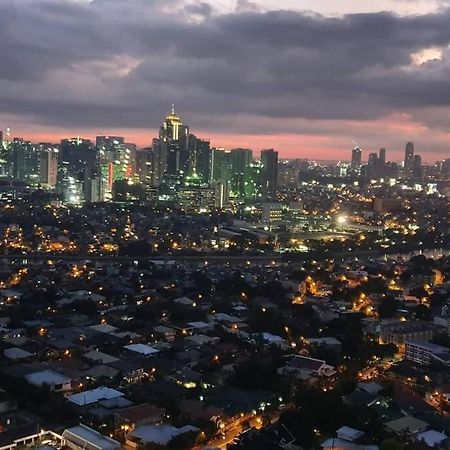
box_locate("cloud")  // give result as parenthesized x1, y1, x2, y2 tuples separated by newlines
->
(1, 0, 450, 159)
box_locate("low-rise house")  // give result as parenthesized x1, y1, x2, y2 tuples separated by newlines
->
(278, 355, 336, 381)
(62, 424, 120, 450)
(3, 347, 33, 361)
(126, 424, 198, 448)
(25, 370, 72, 392)
(115, 403, 165, 427)
(405, 340, 450, 366)
(384, 416, 428, 435)
(153, 325, 176, 342)
(68, 387, 124, 407)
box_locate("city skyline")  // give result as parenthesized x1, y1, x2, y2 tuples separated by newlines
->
(1, 1, 450, 162)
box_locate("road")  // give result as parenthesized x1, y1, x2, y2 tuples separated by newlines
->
(193, 404, 294, 450)
(0, 252, 282, 265)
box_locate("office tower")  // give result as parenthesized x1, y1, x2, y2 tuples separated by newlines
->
(84, 166, 103, 203)
(404, 142, 414, 171)
(150, 138, 166, 186)
(96, 136, 130, 200)
(178, 173, 215, 213)
(261, 149, 278, 199)
(412, 154, 423, 180)
(9, 138, 39, 182)
(351, 146, 362, 167)
(192, 137, 212, 182)
(441, 159, 450, 178)
(377, 148, 386, 177)
(244, 161, 263, 200)
(125, 142, 137, 178)
(58, 138, 96, 203)
(379, 147, 386, 165)
(230, 148, 253, 198)
(0, 131, 7, 176)
(214, 181, 229, 209)
(385, 162, 399, 178)
(39, 144, 59, 188)
(211, 148, 232, 184)
(159, 105, 189, 176)
(135, 149, 150, 183)
(367, 152, 379, 179)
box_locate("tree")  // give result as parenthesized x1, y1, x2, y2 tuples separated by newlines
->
(233, 357, 278, 391)
(378, 297, 398, 319)
(414, 304, 431, 321)
(380, 439, 405, 450)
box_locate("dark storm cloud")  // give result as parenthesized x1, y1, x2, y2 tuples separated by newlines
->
(2, 0, 450, 134)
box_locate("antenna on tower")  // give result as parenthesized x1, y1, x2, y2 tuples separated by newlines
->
(171, 104, 175, 115)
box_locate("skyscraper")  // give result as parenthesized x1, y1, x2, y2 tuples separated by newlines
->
(378, 147, 386, 177)
(351, 146, 362, 167)
(412, 154, 423, 180)
(159, 105, 189, 176)
(261, 149, 278, 199)
(404, 142, 414, 170)
(58, 137, 96, 203)
(367, 152, 379, 179)
(230, 148, 253, 198)
(9, 138, 39, 182)
(39, 143, 58, 188)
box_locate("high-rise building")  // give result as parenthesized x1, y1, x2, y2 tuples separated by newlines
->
(39, 143, 59, 188)
(159, 105, 190, 176)
(351, 146, 362, 167)
(58, 137, 96, 203)
(9, 138, 39, 182)
(367, 152, 379, 179)
(244, 161, 263, 200)
(377, 148, 386, 177)
(211, 148, 232, 184)
(261, 149, 278, 199)
(412, 154, 423, 180)
(404, 142, 414, 171)
(230, 148, 253, 198)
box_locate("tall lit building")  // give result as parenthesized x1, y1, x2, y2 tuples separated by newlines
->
(211, 148, 232, 184)
(230, 148, 253, 198)
(404, 142, 415, 171)
(412, 154, 423, 180)
(351, 146, 362, 167)
(96, 136, 131, 200)
(39, 143, 59, 188)
(260, 149, 278, 199)
(243, 161, 263, 200)
(367, 152, 379, 179)
(58, 137, 97, 204)
(9, 138, 39, 183)
(159, 105, 190, 176)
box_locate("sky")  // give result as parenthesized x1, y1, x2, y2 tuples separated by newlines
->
(2, 0, 450, 162)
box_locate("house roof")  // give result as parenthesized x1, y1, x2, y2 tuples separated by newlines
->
(130, 424, 198, 445)
(4, 347, 33, 360)
(83, 350, 119, 364)
(26, 370, 71, 387)
(89, 324, 118, 334)
(124, 344, 159, 356)
(336, 426, 365, 442)
(385, 416, 428, 434)
(63, 424, 120, 450)
(68, 387, 124, 406)
(288, 355, 326, 371)
(416, 430, 448, 447)
(116, 403, 165, 423)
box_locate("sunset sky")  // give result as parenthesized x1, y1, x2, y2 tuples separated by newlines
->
(2, 0, 450, 162)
